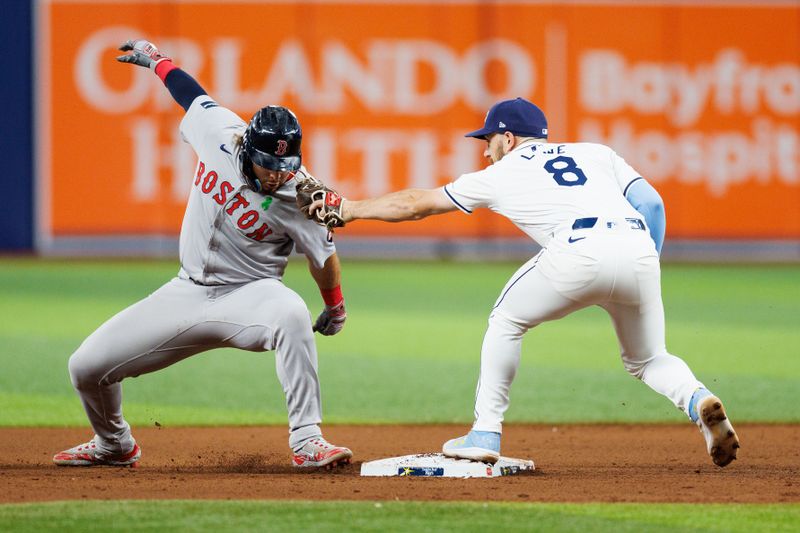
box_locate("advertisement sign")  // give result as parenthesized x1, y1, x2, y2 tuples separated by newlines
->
(38, 1, 800, 245)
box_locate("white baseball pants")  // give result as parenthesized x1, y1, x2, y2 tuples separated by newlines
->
(472, 220, 705, 433)
(68, 277, 323, 454)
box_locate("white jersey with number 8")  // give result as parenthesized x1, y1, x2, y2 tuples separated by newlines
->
(443, 141, 644, 247)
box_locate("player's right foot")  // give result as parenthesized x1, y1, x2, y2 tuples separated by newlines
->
(442, 430, 501, 464)
(696, 396, 740, 467)
(292, 437, 352, 468)
(53, 438, 141, 467)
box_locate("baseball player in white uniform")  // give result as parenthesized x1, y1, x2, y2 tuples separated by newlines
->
(303, 97, 740, 468)
(53, 39, 353, 469)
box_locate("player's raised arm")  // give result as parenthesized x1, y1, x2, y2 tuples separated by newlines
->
(116, 39, 207, 112)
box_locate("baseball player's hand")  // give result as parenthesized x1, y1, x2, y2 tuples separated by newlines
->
(116, 39, 172, 70)
(295, 178, 346, 231)
(313, 300, 347, 336)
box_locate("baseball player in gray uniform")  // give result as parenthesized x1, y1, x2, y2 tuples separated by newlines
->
(301, 97, 740, 468)
(53, 39, 352, 469)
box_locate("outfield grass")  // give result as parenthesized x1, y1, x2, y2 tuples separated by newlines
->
(0, 259, 797, 426)
(0, 501, 798, 532)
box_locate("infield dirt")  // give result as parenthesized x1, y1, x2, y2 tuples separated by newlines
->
(1, 424, 798, 504)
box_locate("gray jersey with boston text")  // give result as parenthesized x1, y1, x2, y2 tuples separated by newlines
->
(177, 96, 334, 285)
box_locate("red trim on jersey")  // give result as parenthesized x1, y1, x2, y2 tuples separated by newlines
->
(155, 60, 179, 83)
(320, 286, 343, 306)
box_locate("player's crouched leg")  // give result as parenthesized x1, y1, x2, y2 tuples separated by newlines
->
(262, 291, 353, 468)
(58, 345, 139, 465)
(468, 309, 529, 437)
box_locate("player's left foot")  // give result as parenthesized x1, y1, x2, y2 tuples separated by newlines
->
(292, 437, 352, 468)
(696, 396, 740, 467)
(442, 430, 501, 464)
(53, 438, 141, 467)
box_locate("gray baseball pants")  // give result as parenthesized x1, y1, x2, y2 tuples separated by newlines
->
(68, 277, 323, 455)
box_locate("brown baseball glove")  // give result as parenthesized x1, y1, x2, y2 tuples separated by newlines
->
(295, 176, 345, 230)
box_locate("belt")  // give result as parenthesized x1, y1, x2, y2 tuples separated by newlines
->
(572, 217, 645, 231)
(188, 276, 224, 287)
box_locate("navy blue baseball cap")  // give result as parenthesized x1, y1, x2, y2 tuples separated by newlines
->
(465, 97, 548, 139)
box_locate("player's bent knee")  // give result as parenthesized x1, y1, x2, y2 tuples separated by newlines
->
(488, 309, 528, 336)
(623, 360, 648, 379)
(67, 349, 107, 390)
(274, 301, 313, 336)
(622, 352, 665, 380)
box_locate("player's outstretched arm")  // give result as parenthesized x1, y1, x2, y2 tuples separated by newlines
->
(625, 178, 665, 254)
(307, 253, 347, 336)
(343, 188, 457, 224)
(297, 180, 457, 230)
(116, 38, 207, 112)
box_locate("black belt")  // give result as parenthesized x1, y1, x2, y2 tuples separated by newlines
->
(188, 276, 224, 287)
(572, 217, 645, 231)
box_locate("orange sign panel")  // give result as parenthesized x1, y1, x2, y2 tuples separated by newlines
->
(39, 1, 800, 241)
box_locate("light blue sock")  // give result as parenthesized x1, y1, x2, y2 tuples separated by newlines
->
(688, 388, 713, 423)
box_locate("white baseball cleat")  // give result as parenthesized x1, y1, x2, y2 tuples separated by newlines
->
(696, 396, 740, 467)
(292, 437, 352, 468)
(53, 438, 141, 467)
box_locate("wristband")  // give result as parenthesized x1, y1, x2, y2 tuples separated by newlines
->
(155, 60, 178, 83)
(320, 286, 343, 306)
